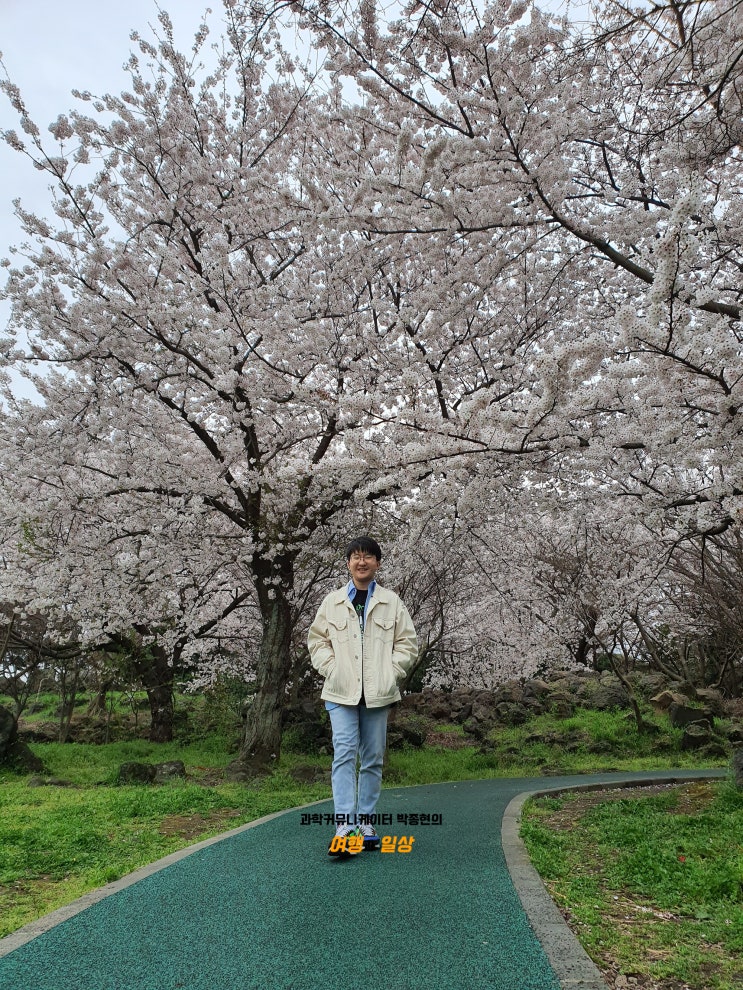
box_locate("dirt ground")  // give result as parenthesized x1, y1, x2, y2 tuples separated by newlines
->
(158, 808, 244, 840)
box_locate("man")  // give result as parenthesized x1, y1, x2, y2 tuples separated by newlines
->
(308, 536, 418, 858)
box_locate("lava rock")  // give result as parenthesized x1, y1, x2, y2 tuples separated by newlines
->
(118, 762, 157, 784)
(154, 760, 186, 783)
(650, 690, 690, 711)
(0, 705, 45, 772)
(668, 703, 714, 730)
(680, 723, 714, 751)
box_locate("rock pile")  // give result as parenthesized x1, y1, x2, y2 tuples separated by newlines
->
(0, 705, 44, 772)
(398, 668, 637, 739)
(648, 688, 729, 756)
(393, 668, 740, 755)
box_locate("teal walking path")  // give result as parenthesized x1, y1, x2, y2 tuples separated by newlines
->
(0, 770, 726, 990)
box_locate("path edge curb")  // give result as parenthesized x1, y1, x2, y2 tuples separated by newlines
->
(501, 771, 728, 990)
(0, 795, 331, 959)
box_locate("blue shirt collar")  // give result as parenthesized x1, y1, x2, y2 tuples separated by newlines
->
(347, 579, 376, 628)
(347, 579, 376, 601)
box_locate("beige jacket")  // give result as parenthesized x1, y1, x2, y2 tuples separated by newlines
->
(308, 584, 418, 707)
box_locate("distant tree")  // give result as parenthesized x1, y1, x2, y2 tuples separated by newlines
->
(0, 607, 80, 718)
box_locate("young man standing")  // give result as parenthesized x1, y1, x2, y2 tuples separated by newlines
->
(308, 537, 418, 858)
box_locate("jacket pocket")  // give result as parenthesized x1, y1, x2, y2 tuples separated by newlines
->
(325, 616, 350, 695)
(327, 615, 349, 643)
(371, 615, 394, 641)
(376, 658, 398, 697)
(370, 615, 396, 695)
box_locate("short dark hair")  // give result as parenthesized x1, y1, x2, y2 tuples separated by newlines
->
(345, 536, 382, 561)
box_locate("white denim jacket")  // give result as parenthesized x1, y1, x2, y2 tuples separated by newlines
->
(308, 583, 418, 707)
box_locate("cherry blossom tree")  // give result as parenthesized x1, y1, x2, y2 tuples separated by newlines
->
(3, 0, 743, 769)
(3, 3, 505, 766)
(0, 5, 400, 767)
(637, 526, 743, 696)
(0, 436, 263, 740)
(263, 0, 743, 697)
(278, 0, 743, 526)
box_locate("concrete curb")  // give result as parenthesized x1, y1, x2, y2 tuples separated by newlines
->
(0, 796, 329, 959)
(501, 771, 728, 990)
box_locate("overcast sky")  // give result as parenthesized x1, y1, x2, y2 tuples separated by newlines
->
(0, 1, 222, 399)
(1, 1, 222, 262)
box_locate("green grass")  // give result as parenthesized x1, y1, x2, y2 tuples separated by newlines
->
(3, 691, 152, 721)
(0, 746, 330, 938)
(521, 781, 743, 990)
(27, 737, 235, 786)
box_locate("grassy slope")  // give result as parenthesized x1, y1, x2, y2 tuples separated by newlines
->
(521, 782, 743, 990)
(0, 738, 332, 937)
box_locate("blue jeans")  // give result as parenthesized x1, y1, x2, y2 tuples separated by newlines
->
(326, 702, 389, 823)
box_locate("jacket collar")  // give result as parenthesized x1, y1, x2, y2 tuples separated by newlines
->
(331, 582, 392, 612)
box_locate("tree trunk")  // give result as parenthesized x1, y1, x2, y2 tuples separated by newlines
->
(136, 643, 176, 743)
(574, 634, 592, 669)
(288, 647, 313, 706)
(87, 676, 113, 716)
(610, 647, 647, 735)
(232, 555, 294, 774)
(58, 658, 82, 743)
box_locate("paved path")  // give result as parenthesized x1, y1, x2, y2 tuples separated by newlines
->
(0, 769, 726, 990)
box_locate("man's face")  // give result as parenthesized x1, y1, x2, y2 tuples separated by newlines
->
(347, 551, 380, 588)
